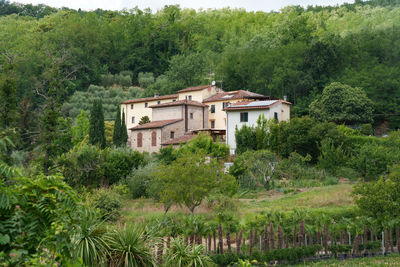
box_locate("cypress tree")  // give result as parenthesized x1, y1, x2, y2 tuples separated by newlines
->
(121, 109, 128, 146)
(113, 106, 121, 147)
(89, 99, 106, 148)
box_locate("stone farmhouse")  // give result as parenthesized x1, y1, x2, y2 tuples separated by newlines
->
(120, 84, 290, 153)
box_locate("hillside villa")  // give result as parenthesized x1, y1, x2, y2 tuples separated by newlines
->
(120, 84, 291, 153)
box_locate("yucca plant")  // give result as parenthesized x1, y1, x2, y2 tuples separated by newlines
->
(164, 238, 215, 267)
(106, 224, 155, 267)
(72, 208, 108, 266)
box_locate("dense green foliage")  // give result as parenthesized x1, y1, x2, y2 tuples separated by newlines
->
(58, 143, 145, 187)
(309, 82, 374, 125)
(1, 0, 400, 143)
(89, 99, 106, 148)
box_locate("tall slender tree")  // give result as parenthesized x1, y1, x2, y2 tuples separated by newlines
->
(113, 106, 121, 147)
(89, 99, 106, 148)
(0, 69, 18, 130)
(121, 109, 128, 146)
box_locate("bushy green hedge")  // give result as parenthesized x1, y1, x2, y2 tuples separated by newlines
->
(211, 245, 322, 266)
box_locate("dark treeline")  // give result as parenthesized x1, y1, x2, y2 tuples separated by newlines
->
(1, 0, 400, 144)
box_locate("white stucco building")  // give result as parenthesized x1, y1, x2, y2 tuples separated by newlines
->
(225, 100, 291, 154)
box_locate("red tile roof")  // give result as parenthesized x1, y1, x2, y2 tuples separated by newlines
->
(129, 119, 182, 130)
(120, 94, 178, 104)
(149, 99, 208, 108)
(161, 134, 197, 145)
(203, 90, 265, 103)
(224, 100, 291, 111)
(177, 85, 213, 93)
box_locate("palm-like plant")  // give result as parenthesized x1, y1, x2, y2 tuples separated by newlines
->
(164, 238, 215, 267)
(106, 224, 155, 267)
(71, 208, 109, 266)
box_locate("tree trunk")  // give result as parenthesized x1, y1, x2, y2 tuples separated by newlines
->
(237, 230, 242, 254)
(396, 226, 400, 253)
(269, 223, 275, 250)
(265, 179, 270, 191)
(384, 229, 389, 253)
(226, 229, 231, 252)
(309, 232, 313, 246)
(285, 235, 289, 249)
(340, 231, 343, 245)
(363, 225, 367, 245)
(293, 225, 297, 248)
(263, 225, 269, 251)
(354, 235, 359, 255)
(316, 232, 321, 246)
(370, 227, 374, 243)
(323, 225, 328, 255)
(157, 238, 163, 265)
(218, 224, 224, 254)
(253, 229, 258, 248)
(299, 221, 305, 246)
(208, 235, 212, 254)
(190, 234, 194, 247)
(390, 228, 394, 253)
(167, 236, 171, 249)
(213, 231, 216, 253)
(249, 229, 253, 256)
(278, 225, 283, 249)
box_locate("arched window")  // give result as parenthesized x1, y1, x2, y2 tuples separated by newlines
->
(151, 131, 157, 146)
(137, 132, 142, 148)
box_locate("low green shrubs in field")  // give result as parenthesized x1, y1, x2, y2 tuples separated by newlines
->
(210, 245, 322, 266)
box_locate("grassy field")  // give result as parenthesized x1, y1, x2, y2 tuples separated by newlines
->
(294, 254, 400, 266)
(120, 182, 355, 223)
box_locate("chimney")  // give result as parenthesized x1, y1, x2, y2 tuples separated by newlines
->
(154, 92, 159, 97)
(283, 95, 287, 101)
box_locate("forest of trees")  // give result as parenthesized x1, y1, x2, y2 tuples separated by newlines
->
(1, 0, 400, 142)
(2, 0, 400, 265)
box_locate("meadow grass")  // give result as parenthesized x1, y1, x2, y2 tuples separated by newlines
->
(120, 182, 355, 223)
(293, 254, 400, 266)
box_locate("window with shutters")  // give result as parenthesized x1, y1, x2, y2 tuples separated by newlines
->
(132, 116, 135, 123)
(145, 103, 148, 107)
(131, 104, 134, 109)
(211, 120, 215, 129)
(211, 104, 215, 113)
(151, 131, 157, 146)
(137, 132, 142, 147)
(240, 112, 248, 122)
(190, 113, 193, 119)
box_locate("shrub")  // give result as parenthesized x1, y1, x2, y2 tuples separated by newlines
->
(318, 138, 348, 174)
(164, 238, 214, 267)
(126, 162, 158, 199)
(103, 147, 145, 185)
(87, 187, 123, 221)
(106, 225, 154, 266)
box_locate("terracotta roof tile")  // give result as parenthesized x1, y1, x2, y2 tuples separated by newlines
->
(177, 85, 213, 93)
(129, 119, 182, 130)
(121, 94, 177, 104)
(202, 90, 265, 103)
(149, 99, 208, 108)
(161, 134, 197, 145)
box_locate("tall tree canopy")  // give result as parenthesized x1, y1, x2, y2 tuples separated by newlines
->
(309, 82, 374, 125)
